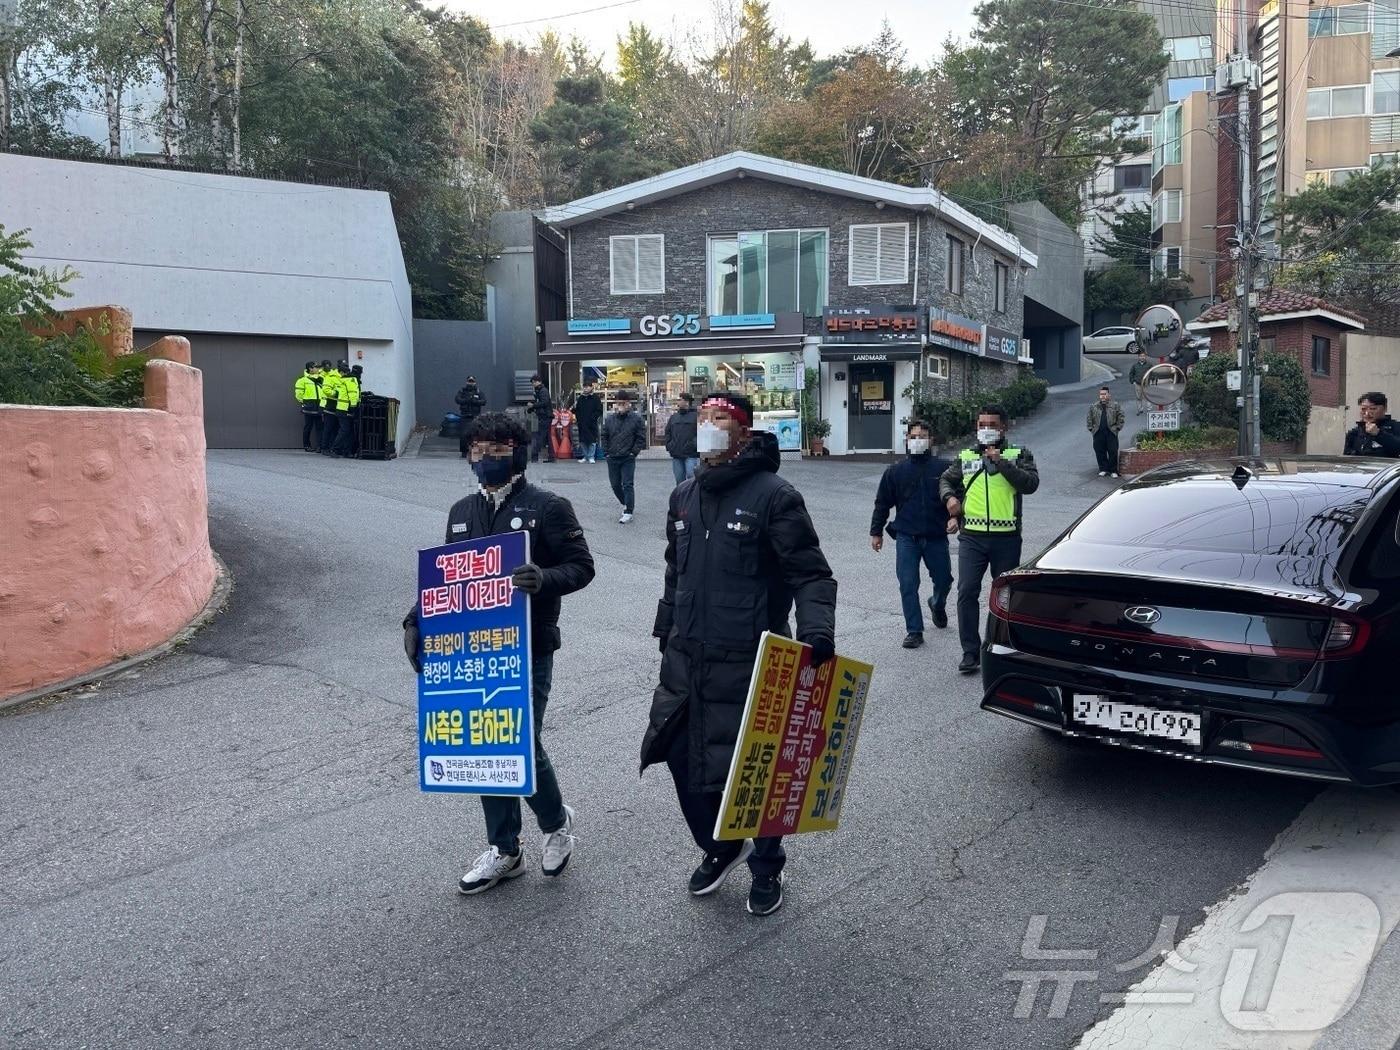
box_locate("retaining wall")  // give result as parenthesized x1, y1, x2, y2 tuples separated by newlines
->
(0, 339, 216, 699)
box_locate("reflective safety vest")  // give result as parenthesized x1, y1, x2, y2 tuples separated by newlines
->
(320, 370, 341, 410)
(294, 372, 320, 411)
(959, 448, 1025, 534)
(337, 375, 360, 411)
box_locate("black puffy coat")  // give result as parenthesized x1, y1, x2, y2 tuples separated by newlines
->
(642, 431, 837, 792)
(531, 385, 553, 424)
(454, 384, 486, 422)
(664, 407, 698, 458)
(870, 452, 952, 538)
(408, 477, 595, 656)
(1344, 416, 1400, 457)
(602, 408, 647, 460)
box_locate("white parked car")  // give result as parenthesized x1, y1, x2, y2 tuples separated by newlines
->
(1082, 326, 1141, 353)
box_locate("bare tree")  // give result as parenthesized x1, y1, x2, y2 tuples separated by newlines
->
(201, 0, 221, 159)
(229, 0, 244, 169)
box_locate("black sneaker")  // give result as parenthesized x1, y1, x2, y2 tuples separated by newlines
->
(958, 652, 980, 675)
(929, 598, 948, 630)
(902, 632, 924, 649)
(747, 872, 785, 916)
(688, 840, 754, 896)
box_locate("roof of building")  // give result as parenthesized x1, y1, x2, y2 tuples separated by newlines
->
(1188, 290, 1366, 331)
(538, 151, 1037, 268)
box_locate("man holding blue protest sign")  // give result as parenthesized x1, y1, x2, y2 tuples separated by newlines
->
(403, 412, 595, 895)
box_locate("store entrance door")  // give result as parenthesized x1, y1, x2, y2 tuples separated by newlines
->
(848, 363, 895, 450)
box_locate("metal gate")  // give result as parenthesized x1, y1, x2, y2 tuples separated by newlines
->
(136, 331, 347, 449)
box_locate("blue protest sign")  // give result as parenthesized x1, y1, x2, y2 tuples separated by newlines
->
(416, 531, 534, 796)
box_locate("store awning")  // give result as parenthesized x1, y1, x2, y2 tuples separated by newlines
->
(818, 345, 923, 362)
(541, 334, 803, 360)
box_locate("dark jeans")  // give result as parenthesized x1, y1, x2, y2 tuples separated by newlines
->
(1093, 428, 1119, 473)
(482, 651, 567, 854)
(895, 532, 953, 634)
(334, 408, 356, 457)
(665, 712, 785, 877)
(320, 411, 339, 454)
(671, 456, 699, 484)
(608, 456, 637, 512)
(956, 533, 1023, 659)
(531, 419, 553, 462)
(301, 411, 322, 450)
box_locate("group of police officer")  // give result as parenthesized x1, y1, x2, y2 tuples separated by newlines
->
(294, 360, 364, 458)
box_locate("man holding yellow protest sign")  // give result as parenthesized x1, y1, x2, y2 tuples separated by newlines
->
(643, 394, 837, 917)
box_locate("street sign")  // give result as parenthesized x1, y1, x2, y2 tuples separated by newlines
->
(416, 532, 534, 796)
(1141, 362, 1188, 407)
(1148, 407, 1183, 431)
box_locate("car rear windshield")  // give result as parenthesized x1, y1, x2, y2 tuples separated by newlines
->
(1072, 481, 1371, 557)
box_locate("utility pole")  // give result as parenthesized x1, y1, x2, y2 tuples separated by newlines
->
(1220, 6, 1263, 458)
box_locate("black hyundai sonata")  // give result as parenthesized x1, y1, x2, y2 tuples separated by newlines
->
(982, 456, 1400, 784)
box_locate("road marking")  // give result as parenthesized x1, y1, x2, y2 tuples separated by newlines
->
(1077, 788, 1400, 1050)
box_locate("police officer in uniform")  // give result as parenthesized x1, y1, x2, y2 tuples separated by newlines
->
(940, 404, 1039, 674)
(333, 360, 360, 458)
(295, 361, 323, 452)
(642, 394, 837, 918)
(318, 359, 341, 455)
(402, 411, 595, 894)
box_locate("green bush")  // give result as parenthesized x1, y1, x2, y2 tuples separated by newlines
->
(0, 224, 148, 408)
(1134, 425, 1238, 451)
(1183, 349, 1310, 444)
(905, 370, 1049, 443)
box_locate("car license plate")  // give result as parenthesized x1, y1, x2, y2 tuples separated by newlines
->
(1072, 696, 1202, 747)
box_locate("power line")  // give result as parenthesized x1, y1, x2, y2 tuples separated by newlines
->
(487, 0, 645, 31)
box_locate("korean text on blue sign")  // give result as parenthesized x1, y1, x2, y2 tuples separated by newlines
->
(417, 532, 534, 796)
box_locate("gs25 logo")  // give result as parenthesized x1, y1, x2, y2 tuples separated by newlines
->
(639, 313, 702, 337)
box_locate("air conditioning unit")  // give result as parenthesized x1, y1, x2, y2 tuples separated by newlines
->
(1215, 58, 1261, 94)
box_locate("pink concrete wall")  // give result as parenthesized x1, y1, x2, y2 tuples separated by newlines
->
(0, 352, 217, 700)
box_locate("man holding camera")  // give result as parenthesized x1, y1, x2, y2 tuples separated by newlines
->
(1344, 392, 1400, 458)
(940, 405, 1039, 675)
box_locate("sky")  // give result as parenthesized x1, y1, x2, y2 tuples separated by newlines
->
(436, 0, 981, 68)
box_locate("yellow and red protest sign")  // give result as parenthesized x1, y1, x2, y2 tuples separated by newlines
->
(714, 632, 874, 841)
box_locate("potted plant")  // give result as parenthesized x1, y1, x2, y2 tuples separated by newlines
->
(807, 418, 832, 456)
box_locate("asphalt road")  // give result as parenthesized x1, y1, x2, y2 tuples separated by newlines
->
(0, 361, 1323, 1050)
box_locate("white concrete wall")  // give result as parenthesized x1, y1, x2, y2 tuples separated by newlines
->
(0, 153, 416, 449)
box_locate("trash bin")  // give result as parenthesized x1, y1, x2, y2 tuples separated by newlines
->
(357, 394, 400, 459)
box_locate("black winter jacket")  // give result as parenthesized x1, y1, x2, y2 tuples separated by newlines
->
(602, 409, 647, 460)
(1344, 416, 1400, 457)
(574, 393, 604, 444)
(664, 407, 699, 459)
(642, 432, 837, 792)
(531, 386, 553, 423)
(406, 478, 595, 656)
(871, 453, 952, 538)
(454, 384, 486, 422)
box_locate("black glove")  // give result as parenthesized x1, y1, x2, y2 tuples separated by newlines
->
(803, 635, 835, 668)
(511, 562, 544, 595)
(402, 612, 422, 674)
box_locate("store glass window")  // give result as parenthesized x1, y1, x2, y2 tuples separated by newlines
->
(708, 229, 827, 316)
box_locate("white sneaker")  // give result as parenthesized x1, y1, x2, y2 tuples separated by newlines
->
(542, 804, 576, 877)
(619, 512, 634, 524)
(1097, 471, 1108, 477)
(457, 846, 525, 895)
(1110, 472, 1120, 478)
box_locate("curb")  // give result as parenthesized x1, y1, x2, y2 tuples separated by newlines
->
(402, 428, 427, 458)
(1049, 358, 1118, 394)
(0, 550, 234, 716)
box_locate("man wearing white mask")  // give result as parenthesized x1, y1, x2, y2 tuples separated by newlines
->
(870, 420, 955, 649)
(643, 393, 836, 918)
(939, 404, 1039, 674)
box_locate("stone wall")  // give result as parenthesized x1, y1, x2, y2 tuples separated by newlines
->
(0, 339, 216, 700)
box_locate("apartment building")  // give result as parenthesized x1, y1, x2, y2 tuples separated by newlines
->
(1079, 1, 1217, 258)
(1151, 89, 1220, 318)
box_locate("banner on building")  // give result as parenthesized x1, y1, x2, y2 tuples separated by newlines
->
(416, 532, 534, 796)
(714, 633, 875, 841)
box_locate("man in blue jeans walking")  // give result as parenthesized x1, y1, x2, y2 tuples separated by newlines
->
(870, 419, 954, 649)
(602, 390, 646, 523)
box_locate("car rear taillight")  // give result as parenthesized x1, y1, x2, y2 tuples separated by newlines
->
(1320, 616, 1370, 659)
(990, 578, 1011, 619)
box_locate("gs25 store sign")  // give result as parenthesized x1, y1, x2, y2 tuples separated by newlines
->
(639, 313, 702, 336)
